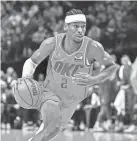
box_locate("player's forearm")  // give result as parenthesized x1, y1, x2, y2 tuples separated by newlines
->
(92, 64, 117, 84)
(22, 58, 38, 78)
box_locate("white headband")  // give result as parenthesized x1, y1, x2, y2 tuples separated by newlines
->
(65, 14, 86, 24)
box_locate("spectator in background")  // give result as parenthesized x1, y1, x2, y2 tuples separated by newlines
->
(5, 67, 15, 89)
(50, 1, 63, 21)
(5, 85, 20, 129)
(1, 70, 9, 129)
(1, 1, 137, 63)
(119, 55, 132, 86)
(130, 57, 137, 95)
(86, 85, 100, 129)
(71, 102, 86, 131)
(1, 68, 21, 129)
(124, 57, 137, 133)
(114, 55, 133, 132)
(87, 19, 101, 41)
(54, 20, 64, 34)
(93, 54, 120, 131)
(100, 19, 117, 50)
(31, 26, 46, 50)
(83, 95, 93, 130)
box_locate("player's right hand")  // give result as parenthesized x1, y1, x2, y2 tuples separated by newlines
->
(12, 77, 32, 94)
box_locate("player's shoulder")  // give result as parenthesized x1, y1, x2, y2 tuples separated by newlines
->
(42, 37, 56, 45)
(41, 33, 64, 45)
(90, 39, 103, 48)
(39, 36, 56, 52)
(86, 38, 104, 52)
(37, 37, 56, 54)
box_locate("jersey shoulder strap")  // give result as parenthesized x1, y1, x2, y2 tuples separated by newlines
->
(55, 33, 66, 49)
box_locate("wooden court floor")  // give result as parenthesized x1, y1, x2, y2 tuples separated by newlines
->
(1, 129, 137, 141)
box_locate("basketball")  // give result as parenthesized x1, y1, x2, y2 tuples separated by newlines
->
(13, 78, 42, 109)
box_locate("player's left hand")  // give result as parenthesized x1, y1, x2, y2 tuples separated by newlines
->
(72, 72, 96, 86)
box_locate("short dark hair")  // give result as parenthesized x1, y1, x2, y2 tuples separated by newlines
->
(66, 9, 84, 16)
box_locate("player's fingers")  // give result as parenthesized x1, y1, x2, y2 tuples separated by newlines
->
(72, 77, 82, 82)
(77, 84, 86, 86)
(73, 74, 86, 79)
(73, 74, 82, 78)
(76, 72, 88, 75)
(72, 77, 88, 81)
(73, 81, 87, 86)
(72, 78, 78, 83)
(76, 72, 89, 76)
(74, 73, 89, 78)
(72, 78, 88, 85)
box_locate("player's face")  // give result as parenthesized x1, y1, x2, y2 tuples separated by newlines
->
(66, 22, 86, 42)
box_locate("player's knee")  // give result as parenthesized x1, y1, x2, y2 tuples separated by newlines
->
(41, 100, 61, 121)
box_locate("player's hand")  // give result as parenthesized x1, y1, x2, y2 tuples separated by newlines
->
(12, 77, 31, 94)
(72, 72, 96, 86)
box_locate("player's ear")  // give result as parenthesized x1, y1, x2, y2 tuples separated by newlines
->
(64, 23, 68, 32)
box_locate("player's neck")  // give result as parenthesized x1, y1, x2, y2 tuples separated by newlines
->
(63, 35, 82, 54)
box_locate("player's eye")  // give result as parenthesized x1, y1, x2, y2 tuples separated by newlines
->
(81, 25, 86, 28)
(74, 25, 78, 28)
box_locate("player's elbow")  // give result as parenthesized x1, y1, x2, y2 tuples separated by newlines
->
(110, 63, 118, 76)
(105, 63, 118, 76)
(113, 63, 118, 72)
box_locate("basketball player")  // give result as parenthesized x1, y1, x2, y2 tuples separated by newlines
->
(15, 9, 117, 141)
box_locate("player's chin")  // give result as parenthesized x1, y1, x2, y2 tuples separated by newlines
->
(74, 36, 83, 43)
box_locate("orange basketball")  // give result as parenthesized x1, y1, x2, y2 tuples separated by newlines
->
(13, 78, 42, 109)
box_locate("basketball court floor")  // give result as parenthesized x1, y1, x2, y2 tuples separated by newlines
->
(1, 129, 137, 141)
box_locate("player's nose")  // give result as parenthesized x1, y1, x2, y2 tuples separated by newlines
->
(78, 27, 83, 33)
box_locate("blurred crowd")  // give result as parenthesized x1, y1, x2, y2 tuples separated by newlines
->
(1, 1, 137, 62)
(1, 55, 137, 133)
(1, 1, 137, 134)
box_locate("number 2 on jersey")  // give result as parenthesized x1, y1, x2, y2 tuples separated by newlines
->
(61, 78, 67, 88)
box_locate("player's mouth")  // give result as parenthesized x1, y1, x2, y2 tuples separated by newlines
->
(76, 35, 83, 38)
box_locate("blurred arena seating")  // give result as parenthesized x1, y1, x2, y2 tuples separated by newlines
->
(1, 1, 137, 63)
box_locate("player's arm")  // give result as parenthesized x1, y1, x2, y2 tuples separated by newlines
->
(72, 41, 118, 86)
(22, 37, 55, 78)
(89, 41, 118, 84)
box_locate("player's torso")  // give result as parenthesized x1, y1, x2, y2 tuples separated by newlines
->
(46, 33, 92, 107)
